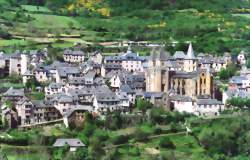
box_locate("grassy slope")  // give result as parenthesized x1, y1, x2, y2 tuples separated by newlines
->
(0, 0, 250, 54)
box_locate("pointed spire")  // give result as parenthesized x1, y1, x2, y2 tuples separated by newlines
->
(186, 42, 195, 59)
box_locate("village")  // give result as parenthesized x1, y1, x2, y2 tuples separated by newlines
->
(0, 43, 248, 127)
(0, 43, 249, 153)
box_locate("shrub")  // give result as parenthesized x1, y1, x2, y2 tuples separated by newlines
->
(93, 129, 109, 141)
(153, 127, 163, 135)
(111, 135, 129, 145)
(129, 147, 140, 156)
(158, 137, 175, 149)
(134, 128, 150, 142)
(0, 28, 11, 39)
(169, 122, 182, 133)
(8, 74, 22, 83)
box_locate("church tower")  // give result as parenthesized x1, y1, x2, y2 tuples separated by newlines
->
(183, 43, 197, 72)
(146, 47, 170, 92)
(21, 53, 29, 75)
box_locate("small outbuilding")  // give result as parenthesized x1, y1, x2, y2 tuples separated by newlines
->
(53, 138, 86, 151)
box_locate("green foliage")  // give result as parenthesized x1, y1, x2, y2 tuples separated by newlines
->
(89, 136, 105, 159)
(218, 63, 238, 80)
(134, 127, 150, 142)
(158, 137, 175, 149)
(25, 77, 39, 91)
(82, 122, 96, 137)
(0, 27, 11, 39)
(111, 135, 129, 145)
(197, 116, 250, 156)
(150, 107, 166, 124)
(8, 74, 22, 83)
(4, 100, 14, 109)
(226, 97, 250, 108)
(53, 144, 70, 160)
(136, 98, 153, 114)
(47, 46, 63, 61)
(104, 111, 123, 130)
(92, 129, 109, 141)
(64, 148, 88, 160)
(26, 92, 45, 100)
(160, 150, 176, 160)
(129, 147, 140, 156)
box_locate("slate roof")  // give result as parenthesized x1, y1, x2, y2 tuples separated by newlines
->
(16, 97, 31, 105)
(64, 49, 85, 56)
(225, 89, 250, 98)
(143, 92, 165, 98)
(64, 105, 93, 117)
(68, 87, 94, 96)
(116, 92, 129, 100)
(197, 53, 205, 57)
(84, 71, 96, 80)
(47, 61, 71, 70)
(22, 70, 34, 76)
(173, 51, 186, 59)
(229, 76, 247, 84)
(170, 95, 193, 102)
(53, 94, 74, 103)
(196, 98, 223, 105)
(120, 84, 135, 93)
(130, 81, 145, 89)
(105, 47, 145, 62)
(104, 63, 122, 69)
(165, 61, 180, 68)
(31, 100, 46, 108)
(172, 71, 198, 79)
(68, 77, 85, 85)
(57, 67, 80, 77)
(53, 138, 86, 147)
(48, 83, 64, 89)
(94, 77, 105, 85)
(95, 92, 119, 102)
(149, 47, 171, 61)
(3, 87, 25, 97)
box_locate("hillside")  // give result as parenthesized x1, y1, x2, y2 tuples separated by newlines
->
(0, 0, 250, 55)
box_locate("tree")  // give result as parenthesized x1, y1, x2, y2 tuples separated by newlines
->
(104, 111, 123, 130)
(218, 68, 228, 80)
(89, 137, 105, 159)
(134, 128, 150, 142)
(218, 63, 238, 80)
(0, 27, 11, 39)
(136, 98, 153, 114)
(4, 100, 14, 109)
(64, 148, 88, 160)
(25, 77, 38, 91)
(198, 123, 238, 156)
(227, 97, 245, 108)
(158, 137, 175, 149)
(83, 122, 96, 137)
(150, 107, 165, 124)
(111, 135, 129, 145)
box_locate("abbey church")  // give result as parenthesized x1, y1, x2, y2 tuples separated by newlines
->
(146, 43, 213, 99)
